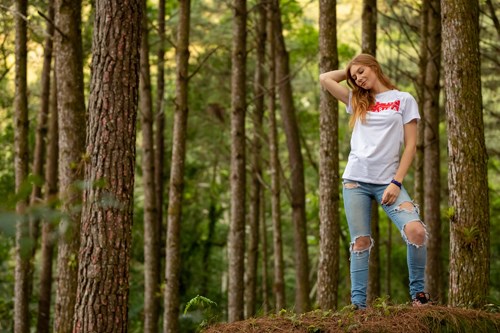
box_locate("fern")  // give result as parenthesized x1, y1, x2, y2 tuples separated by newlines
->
(184, 295, 218, 315)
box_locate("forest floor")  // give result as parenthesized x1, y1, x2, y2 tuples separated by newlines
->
(202, 303, 500, 333)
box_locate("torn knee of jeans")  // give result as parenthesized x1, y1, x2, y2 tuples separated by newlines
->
(350, 235, 373, 254)
(344, 181, 360, 189)
(394, 201, 420, 214)
(401, 220, 427, 247)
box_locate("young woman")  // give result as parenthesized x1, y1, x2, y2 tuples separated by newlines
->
(319, 53, 430, 309)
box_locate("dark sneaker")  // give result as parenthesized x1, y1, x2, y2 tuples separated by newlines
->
(352, 303, 366, 310)
(342, 303, 364, 311)
(412, 292, 431, 307)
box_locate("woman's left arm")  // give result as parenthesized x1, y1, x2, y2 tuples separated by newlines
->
(381, 119, 418, 205)
(394, 119, 417, 183)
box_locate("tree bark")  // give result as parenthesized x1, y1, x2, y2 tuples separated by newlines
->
(317, 0, 340, 311)
(260, 188, 270, 314)
(245, 0, 266, 318)
(367, 201, 380, 303)
(13, 0, 30, 332)
(415, 0, 429, 212)
(53, 1, 86, 331)
(442, 0, 490, 308)
(228, 0, 247, 322)
(267, 1, 285, 312)
(423, 0, 442, 303)
(163, 1, 191, 331)
(73, 1, 142, 331)
(154, 0, 167, 297)
(385, 219, 392, 296)
(139, 0, 160, 331)
(361, 0, 377, 56)
(29, 0, 54, 291)
(201, 200, 219, 296)
(271, 0, 310, 313)
(37, 71, 58, 333)
(361, 0, 381, 304)
(36, 2, 56, 331)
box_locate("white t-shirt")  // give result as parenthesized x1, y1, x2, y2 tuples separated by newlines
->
(343, 89, 420, 184)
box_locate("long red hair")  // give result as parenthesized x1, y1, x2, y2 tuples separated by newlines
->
(345, 54, 397, 128)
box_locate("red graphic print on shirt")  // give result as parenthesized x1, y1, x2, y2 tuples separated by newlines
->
(369, 100, 400, 113)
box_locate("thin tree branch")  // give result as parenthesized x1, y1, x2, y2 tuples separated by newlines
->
(37, 10, 67, 40)
(299, 130, 318, 174)
(379, 7, 419, 62)
(0, 4, 29, 21)
(0, 67, 10, 82)
(485, 0, 500, 38)
(188, 47, 219, 81)
(380, 28, 419, 68)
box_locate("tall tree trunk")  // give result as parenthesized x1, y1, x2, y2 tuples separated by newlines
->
(267, 2, 285, 312)
(260, 188, 270, 313)
(317, 0, 340, 311)
(442, 0, 490, 308)
(73, 1, 142, 331)
(228, 0, 247, 322)
(385, 219, 392, 296)
(53, 1, 86, 331)
(339, 229, 351, 304)
(154, 0, 167, 298)
(37, 70, 58, 333)
(29, 0, 54, 288)
(367, 201, 380, 303)
(163, 1, 190, 331)
(139, 0, 160, 331)
(245, 0, 266, 318)
(361, 0, 377, 56)
(36, 2, 56, 331)
(271, 0, 310, 313)
(361, 0, 381, 305)
(201, 199, 219, 296)
(415, 0, 429, 211)
(423, 0, 442, 303)
(13, 0, 30, 332)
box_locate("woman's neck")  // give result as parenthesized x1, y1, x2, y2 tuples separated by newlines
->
(371, 82, 390, 95)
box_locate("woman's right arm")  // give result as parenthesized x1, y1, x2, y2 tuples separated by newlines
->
(319, 69, 350, 105)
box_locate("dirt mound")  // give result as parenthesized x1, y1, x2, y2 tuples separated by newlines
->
(203, 305, 500, 333)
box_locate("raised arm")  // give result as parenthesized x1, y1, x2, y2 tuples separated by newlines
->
(319, 69, 350, 105)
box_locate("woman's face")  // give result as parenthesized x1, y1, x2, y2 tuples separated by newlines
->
(349, 64, 378, 90)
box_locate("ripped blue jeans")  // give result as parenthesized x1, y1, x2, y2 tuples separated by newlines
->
(343, 180, 427, 309)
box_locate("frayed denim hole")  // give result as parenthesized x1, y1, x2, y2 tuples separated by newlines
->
(401, 220, 427, 248)
(394, 201, 418, 214)
(350, 235, 374, 256)
(343, 182, 360, 189)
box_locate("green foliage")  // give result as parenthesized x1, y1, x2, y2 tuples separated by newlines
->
(68, 253, 78, 269)
(457, 226, 480, 245)
(483, 302, 500, 314)
(338, 43, 357, 65)
(288, 24, 319, 64)
(447, 206, 456, 220)
(279, 0, 306, 31)
(0, 233, 14, 331)
(371, 295, 392, 316)
(184, 294, 217, 314)
(183, 295, 220, 331)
